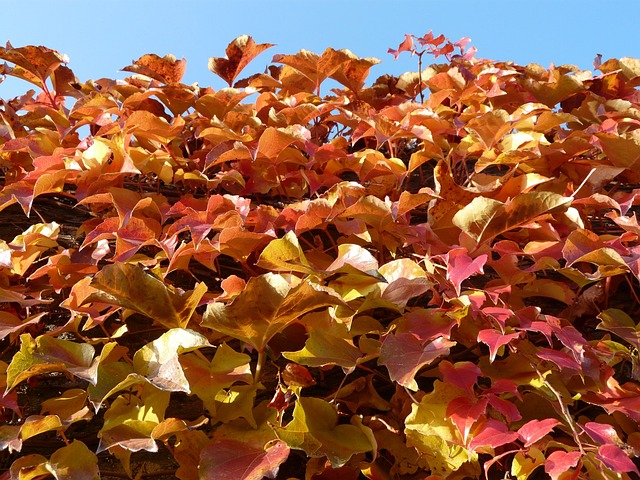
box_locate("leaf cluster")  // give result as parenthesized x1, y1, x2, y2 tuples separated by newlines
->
(1, 34, 640, 479)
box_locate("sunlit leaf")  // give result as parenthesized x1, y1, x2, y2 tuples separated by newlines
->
(45, 440, 100, 480)
(86, 263, 206, 329)
(122, 53, 187, 84)
(202, 273, 345, 351)
(544, 450, 582, 480)
(273, 397, 374, 468)
(180, 343, 253, 414)
(199, 439, 290, 480)
(19, 415, 63, 441)
(6, 334, 96, 392)
(133, 328, 211, 392)
(405, 381, 478, 476)
(380, 334, 455, 391)
(452, 192, 571, 245)
(209, 35, 274, 86)
(283, 328, 362, 371)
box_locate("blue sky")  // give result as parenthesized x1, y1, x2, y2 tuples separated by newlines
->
(1, 0, 639, 99)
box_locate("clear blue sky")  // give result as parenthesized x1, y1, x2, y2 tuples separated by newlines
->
(1, 0, 638, 99)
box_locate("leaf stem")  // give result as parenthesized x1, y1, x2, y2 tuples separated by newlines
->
(255, 348, 266, 384)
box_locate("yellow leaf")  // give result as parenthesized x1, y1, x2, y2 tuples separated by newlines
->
(202, 273, 344, 351)
(46, 441, 100, 480)
(452, 192, 571, 245)
(86, 263, 206, 329)
(405, 381, 478, 476)
(273, 397, 374, 468)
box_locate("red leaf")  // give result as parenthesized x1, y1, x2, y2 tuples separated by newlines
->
(388, 34, 414, 60)
(447, 396, 488, 442)
(199, 439, 290, 480)
(439, 360, 482, 394)
(379, 334, 455, 391)
(545, 450, 582, 480)
(468, 418, 519, 452)
(517, 418, 560, 448)
(583, 421, 621, 445)
(597, 444, 639, 475)
(477, 329, 521, 363)
(445, 248, 487, 295)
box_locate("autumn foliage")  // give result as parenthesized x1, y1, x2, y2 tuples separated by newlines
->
(1, 32, 640, 479)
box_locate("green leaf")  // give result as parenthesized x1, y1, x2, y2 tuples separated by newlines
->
(272, 397, 374, 468)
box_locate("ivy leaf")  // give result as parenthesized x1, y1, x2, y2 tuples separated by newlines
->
(283, 328, 363, 371)
(597, 308, 640, 349)
(198, 439, 290, 480)
(9, 454, 50, 480)
(98, 388, 169, 453)
(272, 397, 374, 468)
(444, 248, 488, 295)
(133, 328, 211, 392)
(517, 418, 560, 448)
(405, 381, 478, 476)
(41, 389, 93, 426)
(544, 450, 582, 480)
(452, 192, 571, 246)
(6, 334, 96, 392)
(477, 329, 522, 363)
(379, 334, 455, 391)
(0, 43, 67, 88)
(597, 444, 639, 475)
(19, 415, 63, 441)
(86, 263, 207, 330)
(202, 273, 345, 352)
(209, 35, 274, 86)
(180, 343, 253, 414)
(45, 441, 100, 480)
(255, 230, 314, 274)
(0, 311, 45, 341)
(468, 418, 519, 452)
(273, 48, 349, 92)
(122, 53, 187, 84)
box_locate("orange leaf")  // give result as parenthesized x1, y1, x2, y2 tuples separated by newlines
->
(122, 53, 187, 84)
(209, 35, 274, 86)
